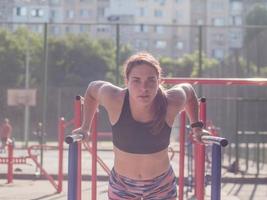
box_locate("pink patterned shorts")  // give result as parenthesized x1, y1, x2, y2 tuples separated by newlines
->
(108, 166, 177, 200)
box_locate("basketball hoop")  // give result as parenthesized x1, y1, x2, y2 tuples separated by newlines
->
(7, 89, 36, 106)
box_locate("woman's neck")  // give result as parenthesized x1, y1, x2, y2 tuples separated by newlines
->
(129, 97, 155, 122)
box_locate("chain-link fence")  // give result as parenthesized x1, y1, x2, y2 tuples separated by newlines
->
(0, 23, 266, 171)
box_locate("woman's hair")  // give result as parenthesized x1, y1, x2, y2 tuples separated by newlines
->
(123, 52, 168, 135)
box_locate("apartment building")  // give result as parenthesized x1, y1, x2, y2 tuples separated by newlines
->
(0, 0, 261, 60)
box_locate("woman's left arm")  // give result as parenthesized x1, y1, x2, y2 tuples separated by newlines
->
(170, 83, 206, 142)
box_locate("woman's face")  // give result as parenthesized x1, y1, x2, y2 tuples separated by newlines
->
(126, 64, 160, 105)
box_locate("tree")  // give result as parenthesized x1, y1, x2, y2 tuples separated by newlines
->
(159, 52, 218, 78)
(47, 34, 116, 86)
(244, 4, 267, 76)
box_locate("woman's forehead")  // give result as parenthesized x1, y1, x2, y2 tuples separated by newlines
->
(129, 64, 158, 76)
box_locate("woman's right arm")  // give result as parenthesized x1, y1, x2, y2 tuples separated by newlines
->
(73, 80, 112, 135)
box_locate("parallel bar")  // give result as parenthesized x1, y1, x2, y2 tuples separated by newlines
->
(201, 135, 228, 147)
(195, 98, 206, 200)
(91, 112, 98, 200)
(68, 143, 78, 200)
(211, 144, 222, 200)
(57, 117, 64, 193)
(179, 111, 186, 200)
(65, 133, 85, 144)
(74, 96, 82, 200)
(162, 77, 267, 86)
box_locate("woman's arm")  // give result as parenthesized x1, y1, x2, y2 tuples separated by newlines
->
(168, 83, 205, 142)
(73, 80, 114, 135)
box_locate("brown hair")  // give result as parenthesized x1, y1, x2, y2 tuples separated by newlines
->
(123, 52, 168, 135)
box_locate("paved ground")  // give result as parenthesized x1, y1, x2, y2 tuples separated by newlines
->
(0, 141, 266, 200)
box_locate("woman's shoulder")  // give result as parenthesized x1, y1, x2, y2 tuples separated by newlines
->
(165, 85, 187, 107)
(99, 83, 125, 99)
(98, 83, 126, 107)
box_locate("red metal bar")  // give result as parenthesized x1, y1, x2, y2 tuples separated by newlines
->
(179, 111, 186, 200)
(74, 96, 82, 200)
(7, 143, 13, 184)
(91, 111, 98, 200)
(27, 145, 59, 190)
(57, 117, 65, 193)
(162, 77, 267, 86)
(195, 98, 207, 200)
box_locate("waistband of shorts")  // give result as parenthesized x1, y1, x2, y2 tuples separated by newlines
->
(111, 165, 173, 182)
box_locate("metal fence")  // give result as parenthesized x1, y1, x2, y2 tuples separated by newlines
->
(0, 23, 267, 171)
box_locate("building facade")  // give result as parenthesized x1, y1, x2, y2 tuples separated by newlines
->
(1, 0, 265, 59)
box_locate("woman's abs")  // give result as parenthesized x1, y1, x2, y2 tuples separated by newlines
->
(113, 147, 170, 180)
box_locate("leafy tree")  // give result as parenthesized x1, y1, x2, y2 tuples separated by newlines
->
(0, 27, 43, 87)
(47, 34, 116, 86)
(244, 4, 267, 75)
(159, 52, 218, 78)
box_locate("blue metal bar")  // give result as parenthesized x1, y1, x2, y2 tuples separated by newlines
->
(65, 133, 85, 144)
(201, 135, 228, 147)
(68, 142, 78, 200)
(211, 144, 221, 200)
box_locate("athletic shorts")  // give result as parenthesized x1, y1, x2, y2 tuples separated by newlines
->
(108, 166, 177, 200)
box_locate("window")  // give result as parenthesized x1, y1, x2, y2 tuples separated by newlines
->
(231, 2, 243, 12)
(229, 31, 242, 41)
(66, 10, 74, 18)
(65, 26, 70, 33)
(80, 9, 92, 17)
(16, 7, 27, 16)
(135, 39, 148, 49)
(176, 41, 184, 50)
(134, 24, 148, 32)
(155, 25, 164, 34)
(231, 16, 242, 26)
(212, 49, 224, 59)
(50, 0, 60, 5)
(155, 40, 166, 49)
(210, 2, 224, 10)
(97, 7, 106, 17)
(214, 33, 224, 42)
(80, 25, 90, 32)
(212, 18, 225, 26)
(137, 7, 146, 17)
(51, 26, 60, 35)
(31, 9, 44, 17)
(50, 10, 56, 18)
(196, 19, 203, 25)
(96, 25, 109, 32)
(154, 9, 163, 17)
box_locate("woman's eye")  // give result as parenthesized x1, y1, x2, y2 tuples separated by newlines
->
(149, 79, 156, 83)
(133, 79, 140, 83)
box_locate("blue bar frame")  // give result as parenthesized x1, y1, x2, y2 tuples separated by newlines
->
(211, 144, 222, 200)
(68, 142, 78, 200)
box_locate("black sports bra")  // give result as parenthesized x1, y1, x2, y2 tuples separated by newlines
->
(111, 90, 172, 154)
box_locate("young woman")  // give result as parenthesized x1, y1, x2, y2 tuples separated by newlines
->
(73, 52, 205, 200)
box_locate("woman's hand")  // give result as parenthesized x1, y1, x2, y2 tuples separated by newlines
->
(72, 127, 90, 142)
(192, 128, 210, 143)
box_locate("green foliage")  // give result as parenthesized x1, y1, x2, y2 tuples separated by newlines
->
(48, 34, 116, 86)
(0, 27, 44, 87)
(245, 4, 267, 43)
(244, 4, 267, 76)
(159, 51, 218, 78)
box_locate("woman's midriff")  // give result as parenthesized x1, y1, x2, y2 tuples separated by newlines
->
(113, 146, 170, 180)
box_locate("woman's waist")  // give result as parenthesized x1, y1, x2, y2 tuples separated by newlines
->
(113, 148, 170, 180)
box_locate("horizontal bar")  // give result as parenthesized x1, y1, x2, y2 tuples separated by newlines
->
(65, 133, 85, 144)
(201, 135, 228, 147)
(162, 77, 267, 86)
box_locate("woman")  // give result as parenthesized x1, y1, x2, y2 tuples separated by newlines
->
(73, 52, 204, 200)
